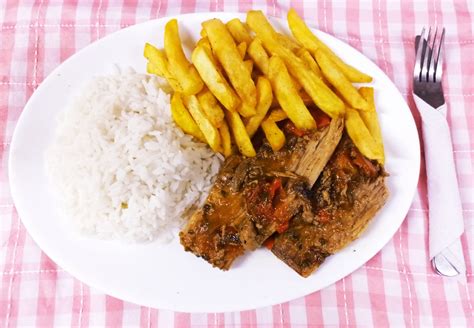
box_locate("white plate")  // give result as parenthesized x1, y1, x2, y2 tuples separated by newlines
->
(9, 12, 420, 312)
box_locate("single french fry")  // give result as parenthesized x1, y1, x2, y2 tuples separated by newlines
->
(262, 118, 286, 152)
(203, 19, 257, 109)
(345, 107, 384, 162)
(237, 42, 247, 59)
(277, 33, 301, 52)
(297, 48, 323, 79)
(171, 93, 206, 142)
(236, 101, 256, 117)
(245, 76, 273, 137)
(247, 38, 270, 75)
(197, 88, 225, 128)
(247, 10, 345, 118)
(359, 87, 385, 164)
(218, 121, 233, 157)
(144, 43, 183, 92)
(244, 59, 253, 73)
(146, 61, 163, 76)
(267, 108, 288, 122)
(226, 18, 253, 44)
(164, 19, 204, 95)
(267, 55, 316, 130)
(287, 8, 372, 83)
(192, 44, 240, 112)
(183, 95, 222, 152)
(226, 110, 256, 157)
(314, 49, 369, 111)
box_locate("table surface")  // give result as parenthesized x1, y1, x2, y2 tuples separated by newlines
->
(1, 1, 473, 327)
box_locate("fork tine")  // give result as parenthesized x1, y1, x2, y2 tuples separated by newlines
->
(421, 27, 432, 82)
(414, 27, 426, 81)
(426, 27, 438, 81)
(434, 27, 445, 83)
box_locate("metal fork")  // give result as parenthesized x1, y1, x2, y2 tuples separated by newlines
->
(413, 27, 446, 108)
(413, 27, 464, 277)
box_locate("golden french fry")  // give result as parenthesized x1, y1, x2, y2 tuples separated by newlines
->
(237, 42, 247, 59)
(203, 19, 257, 109)
(171, 93, 206, 142)
(245, 76, 273, 137)
(183, 95, 222, 152)
(244, 59, 253, 73)
(262, 118, 286, 152)
(164, 19, 204, 95)
(197, 88, 225, 128)
(287, 8, 372, 83)
(144, 43, 183, 92)
(191, 44, 241, 112)
(314, 49, 369, 111)
(345, 107, 384, 162)
(218, 121, 233, 157)
(267, 55, 316, 130)
(246, 10, 345, 118)
(297, 48, 323, 78)
(277, 33, 301, 52)
(267, 108, 288, 122)
(359, 87, 385, 164)
(247, 38, 269, 75)
(237, 101, 256, 117)
(226, 18, 253, 44)
(226, 111, 256, 157)
(146, 61, 163, 76)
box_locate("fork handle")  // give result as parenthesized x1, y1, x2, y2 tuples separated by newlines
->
(413, 95, 465, 262)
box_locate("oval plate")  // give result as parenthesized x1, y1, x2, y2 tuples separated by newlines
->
(9, 12, 420, 312)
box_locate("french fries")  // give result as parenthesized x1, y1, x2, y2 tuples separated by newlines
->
(226, 18, 252, 44)
(171, 93, 206, 142)
(226, 110, 256, 157)
(191, 44, 240, 112)
(277, 33, 301, 52)
(267, 108, 288, 122)
(247, 38, 270, 75)
(314, 49, 369, 111)
(345, 107, 383, 162)
(246, 10, 345, 119)
(359, 87, 385, 164)
(245, 76, 273, 137)
(144, 43, 183, 92)
(183, 95, 222, 152)
(197, 88, 225, 128)
(218, 121, 233, 157)
(237, 42, 247, 59)
(145, 10, 385, 161)
(267, 56, 316, 130)
(203, 19, 257, 110)
(287, 8, 372, 83)
(164, 19, 204, 95)
(297, 48, 323, 79)
(262, 118, 286, 152)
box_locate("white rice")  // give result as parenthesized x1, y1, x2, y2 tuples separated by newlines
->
(46, 69, 222, 242)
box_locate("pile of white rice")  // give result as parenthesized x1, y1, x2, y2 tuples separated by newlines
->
(46, 69, 222, 242)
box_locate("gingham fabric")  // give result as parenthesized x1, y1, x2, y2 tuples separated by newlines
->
(1, 1, 473, 327)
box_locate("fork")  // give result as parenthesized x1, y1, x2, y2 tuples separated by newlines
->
(413, 27, 466, 278)
(413, 27, 446, 108)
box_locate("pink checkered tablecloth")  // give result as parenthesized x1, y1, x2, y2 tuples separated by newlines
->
(1, 0, 473, 327)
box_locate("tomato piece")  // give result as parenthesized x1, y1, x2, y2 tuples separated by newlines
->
(263, 237, 275, 250)
(269, 178, 281, 200)
(353, 151, 378, 176)
(310, 108, 331, 128)
(284, 121, 306, 137)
